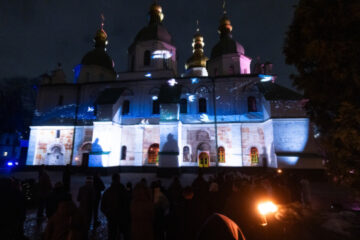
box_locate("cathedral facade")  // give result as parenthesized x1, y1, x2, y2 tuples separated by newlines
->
(26, 3, 322, 169)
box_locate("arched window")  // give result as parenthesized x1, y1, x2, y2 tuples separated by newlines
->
(56, 130, 60, 138)
(58, 95, 63, 106)
(218, 147, 225, 163)
(144, 50, 151, 66)
(247, 96, 257, 112)
(152, 99, 160, 114)
(180, 98, 187, 114)
(183, 146, 190, 162)
(86, 72, 90, 82)
(122, 100, 130, 115)
(229, 65, 235, 75)
(148, 144, 159, 164)
(121, 146, 127, 160)
(250, 147, 259, 166)
(131, 56, 135, 71)
(99, 73, 104, 81)
(199, 98, 207, 113)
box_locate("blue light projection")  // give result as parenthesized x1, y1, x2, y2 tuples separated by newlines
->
(144, 73, 152, 78)
(73, 64, 82, 83)
(191, 78, 199, 84)
(259, 74, 273, 82)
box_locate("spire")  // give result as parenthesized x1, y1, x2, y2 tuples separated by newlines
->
(185, 20, 209, 70)
(218, 0, 233, 38)
(94, 14, 108, 49)
(149, 0, 164, 24)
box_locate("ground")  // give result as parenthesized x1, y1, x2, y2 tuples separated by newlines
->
(2, 170, 360, 240)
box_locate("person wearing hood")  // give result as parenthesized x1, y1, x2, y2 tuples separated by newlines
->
(197, 213, 246, 240)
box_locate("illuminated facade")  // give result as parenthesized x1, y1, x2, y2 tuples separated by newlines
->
(26, 3, 322, 169)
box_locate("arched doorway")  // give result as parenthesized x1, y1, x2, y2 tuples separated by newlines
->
(45, 144, 64, 165)
(199, 152, 210, 167)
(148, 144, 159, 164)
(197, 142, 211, 167)
(250, 147, 259, 166)
(80, 142, 92, 168)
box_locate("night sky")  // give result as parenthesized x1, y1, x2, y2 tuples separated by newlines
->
(0, 0, 298, 89)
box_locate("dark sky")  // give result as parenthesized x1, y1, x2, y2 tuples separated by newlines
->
(0, 0, 298, 89)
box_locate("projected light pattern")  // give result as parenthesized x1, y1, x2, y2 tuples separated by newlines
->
(151, 50, 173, 59)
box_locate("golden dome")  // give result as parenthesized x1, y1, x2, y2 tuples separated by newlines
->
(218, 15, 233, 34)
(149, 3, 164, 22)
(186, 30, 209, 69)
(95, 28, 107, 42)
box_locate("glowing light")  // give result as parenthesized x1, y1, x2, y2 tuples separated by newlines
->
(75, 157, 79, 161)
(314, 133, 320, 138)
(144, 73, 152, 78)
(200, 113, 210, 122)
(87, 106, 94, 112)
(151, 50, 172, 59)
(3, 152, 8, 157)
(15, 162, 19, 166)
(7, 162, 13, 167)
(191, 78, 199, 84)
(259, 74, 273, 82)
(257, 201, 278, 215)
(188, 95, 195, 102)
(168, 78, 178, 86)
(277, 169, 282, 174)
(152, 96, 158, 100)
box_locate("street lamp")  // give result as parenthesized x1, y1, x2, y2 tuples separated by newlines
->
(257, 201, 278, 226)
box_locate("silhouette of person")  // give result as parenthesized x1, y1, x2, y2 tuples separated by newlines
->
(90, 138, 103, 167)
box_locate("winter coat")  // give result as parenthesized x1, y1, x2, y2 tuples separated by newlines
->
(130, 184, 154, 240)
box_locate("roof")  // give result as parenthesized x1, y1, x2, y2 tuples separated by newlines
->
(257, 82, 303, 100)
(158, 84, 182, 104)
(211, 34, 244, 58)
(129, 23, 172, 50)
(81, 48, 115, 72)
(95, 88, 124, 105)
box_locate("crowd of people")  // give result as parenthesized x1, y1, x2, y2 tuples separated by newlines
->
(1, 166, 312, 240)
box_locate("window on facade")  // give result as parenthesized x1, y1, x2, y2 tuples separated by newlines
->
(250, 147, 259, 166)
(86, 72, 90, 82)
(218, 147, 225, 163)
(58, 95, 64, 106)
(180, 98, 187, 114)
(229, 65, 235, 75)
(144, 50, 151, 66)
(131, 56, 135, 71)
(214, 68, 218, 76)
(183, 146, 190, 162)
(199, 98, 207, 113)
(122, 100, 130, 115)
(148, 143, 159, 164)
(247, 96, 257, 112)
(121, 146, 127, 160)
(99, 73, 104, 81)
(152, 99, 160, 114)
(56, 130, 60, 138)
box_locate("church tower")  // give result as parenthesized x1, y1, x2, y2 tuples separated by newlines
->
(207, 2, 252, 76)
(77, 17, 116, 83)
(183, 21, 209, 77)
(128, 2, 177, 75)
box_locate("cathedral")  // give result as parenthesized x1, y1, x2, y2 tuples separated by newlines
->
(26, 3, 322, 169)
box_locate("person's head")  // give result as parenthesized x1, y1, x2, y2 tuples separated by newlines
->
(112, 173, 120, 183)
(86, 176, 93, 185)
(183, 186, 194, 200)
